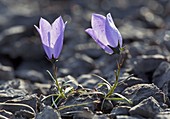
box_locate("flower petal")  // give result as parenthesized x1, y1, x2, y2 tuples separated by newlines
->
(105, 13, 122, 48)
(85, 28, 113, 54)
(91, 13, 108, 45)
(39, 17, 51, 47)
(51, 16, 65, 59)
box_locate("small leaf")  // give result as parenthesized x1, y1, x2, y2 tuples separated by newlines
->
(64, 87, 73, 94)
(114, 93, 132, 104)
(92, 74, 111, 87)
(97, 83, 111, 91)
(46, 70, 56, 82)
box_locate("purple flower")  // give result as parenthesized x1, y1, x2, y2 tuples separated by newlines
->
(85, 13, 122, 54)
(34, 16, 66, 59)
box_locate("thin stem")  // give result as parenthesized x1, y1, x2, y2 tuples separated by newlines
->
(105, 54, 123, 98)
(52, 63, 65, 98)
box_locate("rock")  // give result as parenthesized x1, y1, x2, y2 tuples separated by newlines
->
(128, 42, 163, 58)
(60, 95, 97, 116)
(74, 42, 103, 59)
(110, 106, 131, 118)
(0, 79, 20, 90)
(72, 109, 94, 119)
(116, 115, 140, 119)
(115, 76, 147, 93)
(139, 7, 164, 28)
(36, 106, 61, 119)
(77, 74, 101, 89)
(6, 94, 38, 111)
(0, 88, 28, 102)
(129, 96, 163, 118)
(58, 75, 79, 90)
(101, 100, 113, 113)
(154, 108, 170, 119)
(0, 110, 13, 119)
(92, 114, 110, 119)
(119, 21, 154, 41)
(153, 61, 170, 90)
(122, 83, 166, 105)
(59, 53, 94, 77)
(128, 54, 167, 79)
(15, 69, 46, 83)
(0, 26, 44, 60)
(133, 55, 167, 73)
(0, 64, 14, 80)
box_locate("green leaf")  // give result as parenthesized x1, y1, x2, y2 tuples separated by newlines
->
(97, 83, 111, 91)
(92, 74, 111, 87)
(114, 93, 132, 104)
(46, 70, 56, 82)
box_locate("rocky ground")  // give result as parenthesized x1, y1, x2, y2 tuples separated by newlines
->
(0, 0, 170, 119)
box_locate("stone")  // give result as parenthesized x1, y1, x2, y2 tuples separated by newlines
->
(154, 108, 170, 119)
(127, 54, 167, 79)
(0, 64, 14, 80)
(122, 84, 166, 105)
(0, 110, 13, 119)
(77, 74, 101, 89)
(0, 88, 28, 102)
(153, 61, 170, 89)
(36, 106, 61, 119)
(129, 96, 163, 118)
(115, 76, 147, 93)
(110, 106, 131, 118)
(59, 53, 94, 77)
(116, 115, 140, 119)
(15, 69, 46, 83)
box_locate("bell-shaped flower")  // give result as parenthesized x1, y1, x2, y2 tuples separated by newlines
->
(85, 13, 122, 54)
(34, 16, 66, 59)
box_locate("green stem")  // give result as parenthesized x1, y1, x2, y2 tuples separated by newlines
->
(106, 67, 120, 98)
(105, 54, 122, 98)
(53, 63, 65, 98)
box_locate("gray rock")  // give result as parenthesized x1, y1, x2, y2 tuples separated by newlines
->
(72, 109, 94, 119)
(127, 54, 167, 79)
(0, 110, 13, 119)
(119, 21, 154, 41)
(128, 42, 164, 58)
(0, 79, 20, 90)
(116, 115, 140, 119)
(115, 76, 147, 93)
(92, 114, 110, 119)
(6, 94, 38, 111)
(60, 53, 94, 77)
(153, 61, 170, 89)
(0, 64, 14, 80)
(60, 95, 96, 116)
(110, 106, 131, 118)
(129, 96, 163, 118)
(154, 108, 170, 119)
(133, 55, 167, 73)
(0, 27, 44, 60)
(122, 84, 166, 105)
(77, 74, 101, 89)
(36, 106, 61, 119)
(0, 88, 28, 102)
(15, 69, 46, 83)
(74, 42, 103, 59)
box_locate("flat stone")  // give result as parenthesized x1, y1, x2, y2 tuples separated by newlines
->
(0, 64, 14, 80)
(122, 84, 166, 105)
(129, 96, 163, 118)
(36, 106, 61, 119)
(110, 106, 131, 118)
(153, 61, 170, 89)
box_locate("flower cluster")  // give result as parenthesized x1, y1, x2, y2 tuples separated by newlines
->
(35, 13, 122, 60)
